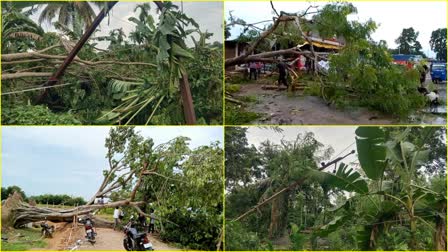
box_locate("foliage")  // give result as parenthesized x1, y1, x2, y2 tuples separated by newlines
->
(1, 228, 47, 251)
(395, 27, 425, 56)
(2, 1, 222, 125)
(28, 194, 86, 206)
(429, 28, 447, 61)
(226, 126, 446, 250)
(225, 222, 270, 251)
(225, 103, 261, 125)
(1, 8, 44, 53)
(327, 40, 425, 118)
(37, 2, 103, 31)
(103, 127, 223, 250)
(1, 186, 27, 200)
(2, 105, 81, 125)
(289, 224, 306, 250)
(225, 127, 261, 189)
(226, 84, 241, 93)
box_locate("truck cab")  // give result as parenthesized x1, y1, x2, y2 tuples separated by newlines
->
(430, 62, 447, 83)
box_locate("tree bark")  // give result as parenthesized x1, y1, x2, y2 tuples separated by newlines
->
(12, 200, 144, 227)
(434, 206, 447, 251)
(2, 72, 53, 80)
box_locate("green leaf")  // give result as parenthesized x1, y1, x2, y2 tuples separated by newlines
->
(315, 215, 349, 236)
(171, 42, 194, 59)
(355, 127, 387, 180)
(309, 163, 369, 194)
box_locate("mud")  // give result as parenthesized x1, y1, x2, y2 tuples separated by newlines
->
(232, 74, 446, 125)
(35, 225, 179, 251)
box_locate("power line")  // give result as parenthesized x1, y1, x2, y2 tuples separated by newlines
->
(2, 82, 76, 96)
(333, 141, 356, 161)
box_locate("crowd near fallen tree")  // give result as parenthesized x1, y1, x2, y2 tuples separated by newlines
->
(225, 2, 446, 121)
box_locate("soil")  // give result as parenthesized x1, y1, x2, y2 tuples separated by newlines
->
(35, 224, 179, 251)
(231, 73, 446, 125)
(235, 83, 396, 125)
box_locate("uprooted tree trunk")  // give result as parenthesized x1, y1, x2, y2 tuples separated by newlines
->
(434, 205, 447, 251)
(9, 161, 154, 227)
(11, 199, 145, 228)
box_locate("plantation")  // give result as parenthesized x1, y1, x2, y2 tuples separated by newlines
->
(2, 1, 223, 125)
(225, 126, 446, 250)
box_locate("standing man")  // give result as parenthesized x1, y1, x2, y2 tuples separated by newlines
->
(148, 209, 156, 234)
(113, 206, 120, 230)
(249, 62, 258, 80)
(277, 60, 288, 88)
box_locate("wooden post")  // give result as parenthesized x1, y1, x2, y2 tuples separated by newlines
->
(37, 1, 118, 102)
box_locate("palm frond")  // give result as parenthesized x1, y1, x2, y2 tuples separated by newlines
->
(7, 31, 42, 41)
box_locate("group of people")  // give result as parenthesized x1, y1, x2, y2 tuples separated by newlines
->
(418, 64, 440, 110)
(248, 61, 263, 80)
(113, 207, 156, 234)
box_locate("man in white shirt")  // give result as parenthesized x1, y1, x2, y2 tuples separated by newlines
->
(149, 209, 156, 234)
(113, 207, 120, 230)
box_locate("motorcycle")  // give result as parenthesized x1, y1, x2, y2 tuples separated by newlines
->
(40, 220, 54, 238)
(123, 216, 153, 251)
(78, 217, 96, 244)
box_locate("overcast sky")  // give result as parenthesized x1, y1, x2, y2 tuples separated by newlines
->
(30, 1, 223, 48)
(246, 126, 360, 171)
(226, 1, 447, 58)
(2, 126, 223, 199)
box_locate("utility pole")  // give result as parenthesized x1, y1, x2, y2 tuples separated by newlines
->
(38, 1, 118, 103)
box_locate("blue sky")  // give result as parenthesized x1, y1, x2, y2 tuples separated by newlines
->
(226, 1, 447, 58)
(2, 126, 223, 200)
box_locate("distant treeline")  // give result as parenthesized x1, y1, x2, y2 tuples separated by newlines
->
(1, 185, 86, 206)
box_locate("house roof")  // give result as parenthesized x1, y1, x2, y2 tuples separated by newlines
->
(297, 37, 343, 50)
(225, 40, 249, 46)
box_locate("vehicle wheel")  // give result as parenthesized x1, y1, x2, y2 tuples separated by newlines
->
(123, 239, 132, 251)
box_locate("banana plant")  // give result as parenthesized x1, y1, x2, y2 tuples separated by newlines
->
(313, 127, 445, 250)
(2, 9, 44, 53)
(98, 2, 199, 125)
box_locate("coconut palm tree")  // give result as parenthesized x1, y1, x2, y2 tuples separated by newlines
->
(37, 2, 104, 32)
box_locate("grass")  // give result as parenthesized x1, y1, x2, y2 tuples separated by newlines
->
(1, 228, 47, 251)
(239, 95, 258, 103)
(226, 84, 241, 93)
(225, 103, 261, 125)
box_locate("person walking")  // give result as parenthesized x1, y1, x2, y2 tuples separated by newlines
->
(113, 206, 121, 230)
(277, 60, 288, 87)
(249, 62, 257, 80)
(148, 209, 156, 234)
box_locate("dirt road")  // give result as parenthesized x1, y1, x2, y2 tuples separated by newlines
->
(235, 83, 396, 125)
(234, 80, 446, 125)
(75, 228, 179, 251)
(42, 225, 180, 251)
